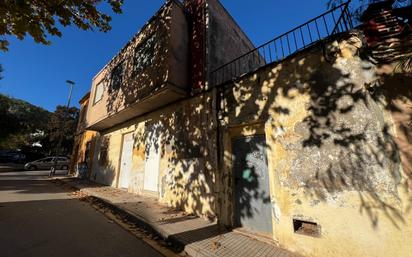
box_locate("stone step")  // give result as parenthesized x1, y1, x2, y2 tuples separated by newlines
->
(379, 32, 403, 39)
(372, 48, 398, 54)
(374, 17, 398, 23)
(375, 21, 400, 29)
(368, 10, 394, 16)
(373, 52, 408, 60)
(377, 28, 402, 35)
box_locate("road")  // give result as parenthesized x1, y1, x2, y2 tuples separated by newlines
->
(0, 170, 165, 257)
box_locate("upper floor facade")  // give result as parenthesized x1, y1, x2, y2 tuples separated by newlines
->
(86, 1, 189, 131)
(85, 0, 256, 131)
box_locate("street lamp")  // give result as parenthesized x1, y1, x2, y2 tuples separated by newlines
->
(51, 80, 75, 176)
(66, 80, 75, 109)
(59, 80, 75, 154)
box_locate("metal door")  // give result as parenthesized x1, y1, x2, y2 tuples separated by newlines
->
(118, 133, 134, 189)
(232, 135, 272, 235)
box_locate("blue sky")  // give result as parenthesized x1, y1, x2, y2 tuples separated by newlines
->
(0, 0, 332, 111)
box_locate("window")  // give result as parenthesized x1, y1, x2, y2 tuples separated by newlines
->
(110, 62, 124, 91)
(41, 157, 53, 163)
(133, 34, 156, 76)
(79, 102, 88, 122)
(94, 81, 104, 104)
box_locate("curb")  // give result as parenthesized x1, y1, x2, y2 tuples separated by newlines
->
(60, 180, 187, 253)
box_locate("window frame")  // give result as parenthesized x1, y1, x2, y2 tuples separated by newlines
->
(93, 80, 104, 105)
(110, 62, 124, 92)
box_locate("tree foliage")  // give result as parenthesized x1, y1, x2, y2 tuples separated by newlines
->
(0, 0, 123, 51)
(0, 94, 51, 149)
(42, 105, 79, 155)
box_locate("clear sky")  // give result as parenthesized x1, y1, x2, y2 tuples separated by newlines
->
(0, 0, 333, 112)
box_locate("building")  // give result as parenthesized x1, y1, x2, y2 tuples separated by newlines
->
(76, 0, 412, 256)
(70, 92, 97, 178)
(84, 0, 254, 217)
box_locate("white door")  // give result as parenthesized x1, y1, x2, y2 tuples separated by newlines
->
(144, 134, 161, 192)
(119, 133, 134, 189)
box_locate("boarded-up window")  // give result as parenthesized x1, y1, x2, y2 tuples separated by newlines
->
(94, 82, 104, 104)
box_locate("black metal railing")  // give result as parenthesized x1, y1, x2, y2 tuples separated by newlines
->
(210, 1, 353, 86)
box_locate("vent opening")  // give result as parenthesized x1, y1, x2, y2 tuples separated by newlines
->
(293, 219, 321, 237)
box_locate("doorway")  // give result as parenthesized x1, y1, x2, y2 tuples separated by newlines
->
(232, 135, 272, 235)
(118, 132, 134, 189)
(143, 126, 161, 193)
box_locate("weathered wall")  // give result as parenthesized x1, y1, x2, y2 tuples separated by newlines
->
(71, 130, 97, 176)
(90, 92, 218, 218)
(86, 0, 189, 129)
(219, 32, 412, 257)
(205, 0, 256, 85)
(70, 94, 97, 176)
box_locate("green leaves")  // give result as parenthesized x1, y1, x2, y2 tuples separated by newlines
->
(0, 0, 123, 51)
(0, 94, 51, 149)
(43, 105, 79, 154)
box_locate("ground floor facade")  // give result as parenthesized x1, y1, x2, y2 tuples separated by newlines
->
(70, 130, 97, 178)
(90, 92, 218, 219)
(85, 33, 412, 257)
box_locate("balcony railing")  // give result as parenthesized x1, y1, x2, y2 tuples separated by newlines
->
(210, 1, 353, 86)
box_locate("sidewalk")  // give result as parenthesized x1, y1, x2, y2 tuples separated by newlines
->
(58, 177, 299, 257)
(0, 163, 24, 172)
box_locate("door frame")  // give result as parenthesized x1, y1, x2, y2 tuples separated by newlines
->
(222, 122, 275, 236)
(116, 132, 134, 189)
(143, 130, 162, 196)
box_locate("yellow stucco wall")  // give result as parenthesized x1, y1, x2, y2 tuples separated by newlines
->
(87, 30, 412, 257)
(90, 92, 218, 219)
(70, 130, 97, 175)
(220, 32, 412, 257)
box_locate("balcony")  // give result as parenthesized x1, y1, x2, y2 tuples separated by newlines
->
(86, 1, 189, 131)
(210, 1, 353, 86)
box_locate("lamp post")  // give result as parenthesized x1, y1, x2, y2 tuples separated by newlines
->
(51, 80, 75, 176)
(64, 80, 75, 154)
(58, 80, 75, 156)
(66, 80, 75, 109)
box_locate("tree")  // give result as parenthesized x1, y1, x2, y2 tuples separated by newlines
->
(42, 106, 79, 155)
(0, 0, 123, 51)
(0, 94, 51, 150)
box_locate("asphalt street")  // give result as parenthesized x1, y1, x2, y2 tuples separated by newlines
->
(0, 170, 164, 257)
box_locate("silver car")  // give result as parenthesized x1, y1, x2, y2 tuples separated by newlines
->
(24, 157, 70, 170)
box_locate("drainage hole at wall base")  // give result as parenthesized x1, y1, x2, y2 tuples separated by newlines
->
(293, 219, 321, 237)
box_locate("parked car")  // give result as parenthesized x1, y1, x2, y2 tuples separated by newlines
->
(0, 151, 26, 164)
(24, 157, 70, 170)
